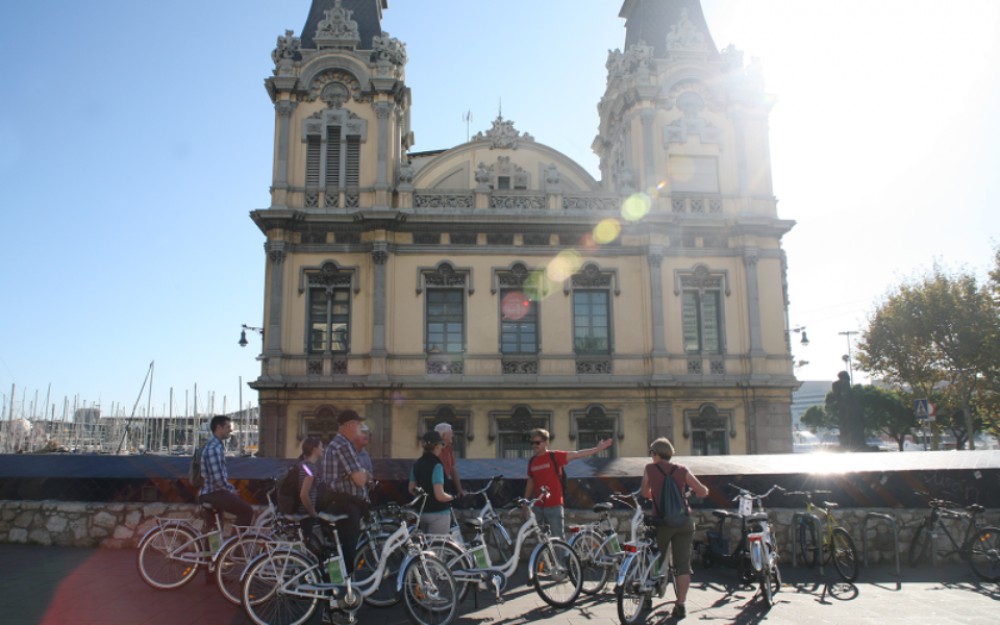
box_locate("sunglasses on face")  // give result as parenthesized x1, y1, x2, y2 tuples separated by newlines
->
(530, 440, 545, 445)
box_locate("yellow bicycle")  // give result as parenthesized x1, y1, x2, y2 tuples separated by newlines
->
(786, 490, 858, 582)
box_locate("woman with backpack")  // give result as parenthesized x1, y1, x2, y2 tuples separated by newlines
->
(640, 437, 709, 620)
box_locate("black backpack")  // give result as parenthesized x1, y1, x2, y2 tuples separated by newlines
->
(276, 462, 302, 514)
(550, 452, 568, 496)
(188, 445, 205, 490)
(652, 464, 690, 528)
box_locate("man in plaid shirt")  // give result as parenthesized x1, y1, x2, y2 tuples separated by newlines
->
(319, 409, 371, 572)
(198, 415, 253, 526)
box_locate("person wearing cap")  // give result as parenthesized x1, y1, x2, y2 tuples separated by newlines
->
(433, 422, 464, 497)
(408, 430, 456, 535)
(524, 428, 613, 539)
(319, 409, 370, 572)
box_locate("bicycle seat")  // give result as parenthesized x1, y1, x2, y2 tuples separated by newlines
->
(712, 509, 741, 520)
(968, 504, 985, 514)
(822, 501, 839, 510)
(592, 502, 613, 513)
(317, 512, 349, 524)
(745, 512, 769, 523)
(465, 517, 484, 529)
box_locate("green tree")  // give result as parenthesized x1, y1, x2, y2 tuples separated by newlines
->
(858, 266, 998, 449)
(799, 384, 913, 451)
(801, 404, 835, 432)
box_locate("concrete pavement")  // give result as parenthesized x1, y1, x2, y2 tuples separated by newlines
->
(0, 543, 997, 625)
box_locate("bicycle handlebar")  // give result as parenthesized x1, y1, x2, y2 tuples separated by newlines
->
(464, 475, 504, 497)
(728, 483, 785, 501)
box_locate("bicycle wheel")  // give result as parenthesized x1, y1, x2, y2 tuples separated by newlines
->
(485, 523, 513, 565)
(401, 555, 458, 625)
(570, 530, 611, 595)
(136, 525, 200, 590)
(531, 539, 582, 608)
(907, 522, 931, 566)
(615, 552, 649, 625)
(215, 532, 271, 604)
(242, 550, 319, 625)
(968, 526, 1000, 582)
(355, 535, 403, 607)
(427, 539, 473, 604)
(798, 519, 819, 568)
(760, 560, 779, 608)
(830, 527, 859, 583)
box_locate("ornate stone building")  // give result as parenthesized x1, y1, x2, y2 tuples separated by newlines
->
(249, 0, 796, 460)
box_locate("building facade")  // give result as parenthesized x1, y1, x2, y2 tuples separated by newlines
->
(249, 0, 797, 460)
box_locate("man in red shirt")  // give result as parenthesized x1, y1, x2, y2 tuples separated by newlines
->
(524, 428, 613, 538)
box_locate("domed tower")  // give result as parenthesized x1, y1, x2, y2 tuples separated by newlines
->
(593, 0, 795, 453)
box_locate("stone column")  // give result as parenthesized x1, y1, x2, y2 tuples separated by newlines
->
(639, 108, 657, 187)
(274, 100, 297, 193)
(743, 250, 764, 357)
(369, 242, 389, 381)
(265, 242, 287, 360)
(373, 101, 393, 207)
(647, 247, 666, 357)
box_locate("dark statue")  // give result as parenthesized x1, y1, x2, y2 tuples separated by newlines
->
(832, 371, 867, 451)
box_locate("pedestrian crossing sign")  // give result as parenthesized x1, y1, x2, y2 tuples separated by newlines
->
(914, 399, 930, 419)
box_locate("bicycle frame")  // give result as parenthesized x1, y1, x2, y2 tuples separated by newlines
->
(137, 514, 225, 569)
(570, 491, 645, 568)
(923, 503, 982, 564)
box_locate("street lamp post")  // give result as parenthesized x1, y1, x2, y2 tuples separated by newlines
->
(839, 330, 858, 384)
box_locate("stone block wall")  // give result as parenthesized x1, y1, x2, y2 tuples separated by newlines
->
(3, 498, 997, 566)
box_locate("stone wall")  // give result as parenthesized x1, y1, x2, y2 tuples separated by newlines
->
(3, 498, 996, 566)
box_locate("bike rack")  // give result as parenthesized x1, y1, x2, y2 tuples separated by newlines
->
(791, 512, 825, 576)
(862, 512, 900, 576)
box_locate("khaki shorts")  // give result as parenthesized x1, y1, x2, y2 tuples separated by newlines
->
(656, 515, 696, 575)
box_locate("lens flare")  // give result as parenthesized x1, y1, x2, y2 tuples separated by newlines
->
(524, 270, 556, 300)
(501, 291, 531, 321)
(621, 193, 651, 222)
(593, 218, 621, 244)
(547, 250, 582, 282)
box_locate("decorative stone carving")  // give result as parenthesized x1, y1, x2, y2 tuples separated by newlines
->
(372, 242, 388, 265)
(427, 359, 464, 375)
(474, 162, 490, 187)
(616, 167, 636, 194)
(496, 263, 531, 290)
(562, 196, 621, 211)
(490, 194, 546, 210)
(397, 161, 415, 186)
(313, 0, 360, 50)
(502, 359, 538, 375)
(664, 91, 722, 146)
(268, 249, 287, 264)
(309, 70, 362, 104)
(666, 9, 707, 53)
(572, 264, 613, 289)
(272, 30, 301, 74)
(472, 115, 534, 150)
(576, 358, 613, 375)
(308, 261, 353, 287)
(721, 44, 744, 73)
(414, 193, 474, 209)
(373, 101, 393, 119)
(275, 100, 297, 118)
(544, 163, 561, 186)
(371, 32, 407, 66)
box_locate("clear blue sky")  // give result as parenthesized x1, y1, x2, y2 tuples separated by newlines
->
(2, 1, 998, 419)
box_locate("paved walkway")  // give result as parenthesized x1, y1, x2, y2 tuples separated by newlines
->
(1, 544, 997, 625)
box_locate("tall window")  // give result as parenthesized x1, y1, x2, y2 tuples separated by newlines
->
(571, 406, 618, 459)
(573, 291, 610, 353)
(420, 407, 469, 458)
(500, 289, 538, 354)
(309, 287, 350, 353)
(686, 405, 731, 456)
(426, 290, 465, 354)
(682, 290, 721, 353)
(491, 406, 549, 459)
(302, 106, 367, 208)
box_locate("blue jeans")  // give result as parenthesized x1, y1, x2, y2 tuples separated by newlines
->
(532, 505, 565, 539)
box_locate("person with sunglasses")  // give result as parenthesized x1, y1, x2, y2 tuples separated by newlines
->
(524, 428, 613, 538)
